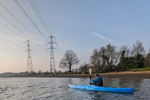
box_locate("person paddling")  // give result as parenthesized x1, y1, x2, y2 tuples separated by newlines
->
(91, 73, 103, 86)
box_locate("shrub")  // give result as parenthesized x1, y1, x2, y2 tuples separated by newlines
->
(134, 70, 137, 72)
(73, 72, 77, 74)
(91, 71, 95, 74)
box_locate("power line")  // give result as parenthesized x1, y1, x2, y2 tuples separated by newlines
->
(0, 42, 24, 52)
(0, 22, 25, 41)
(0, 1, 61, 72)
(32, 46, 49, 62)
(30, 0, 64, 61)
(0, 29, 23, 44)
(29, 0, 63, 60)
(0, 31, 48, 67)
(0, 33, 25, 51)
(0, 21, 47, 55)
(56, 44, 63, 58)
(0, 41, 49, 72)
(55, 49, 60, 60)
(32, 0, 52, 35)
(53, 38, 62, 59)
(29, 0, 51, 36)
(30, 0, 64, 59)
(32, 55, 49, 67)
(32, 57, 49, 71)
(0, 15, 48, 72)
(15, 0, 47, 40)
(29, 0, 64, 60)
(0, 2, 46, 46)
(0, 18, 49, 69)
(0, 22, 49, 67)
(31, 47, 50, 70)
(32, 51, 49, 65)
(0, 13, 30, 39)
(0, 35, 49, 68)
(54, 49, 61, 69)
(0, 13, 47, 51)
(0, 40, 48, 72)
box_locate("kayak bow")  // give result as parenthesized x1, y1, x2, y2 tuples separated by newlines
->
(68, 84, 135, 93)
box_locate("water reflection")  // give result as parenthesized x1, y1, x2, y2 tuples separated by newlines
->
(104, 78, 121, 87)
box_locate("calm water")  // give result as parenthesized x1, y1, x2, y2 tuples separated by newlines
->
(0, 77, 150, 100)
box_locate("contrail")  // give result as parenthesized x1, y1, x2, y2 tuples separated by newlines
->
(91, 32, 111, 41)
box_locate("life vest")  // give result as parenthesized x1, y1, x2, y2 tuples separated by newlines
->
(96, 78, 103, 86)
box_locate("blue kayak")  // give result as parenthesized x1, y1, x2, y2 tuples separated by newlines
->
(68, 84, 135, 93)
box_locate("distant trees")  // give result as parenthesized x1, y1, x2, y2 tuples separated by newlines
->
(38, 70, 42, 75)
(116, 45, 131, 71)
(43, 71, 49, 75)
(90, 40, 148, 72)
(72, 68, 79, 73)
(59, 50, 80, 72)
(79, 63, 91, 73)
(145, 49, 150, 67)
(24, 70, 65, 76)
(131, 41, 145, 56)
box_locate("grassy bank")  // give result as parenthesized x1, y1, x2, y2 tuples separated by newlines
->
(130, 67, 150, 72)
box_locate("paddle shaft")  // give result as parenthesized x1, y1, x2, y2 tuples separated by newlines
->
(89, 68, 92, 85)
(90, 75, 91, 84)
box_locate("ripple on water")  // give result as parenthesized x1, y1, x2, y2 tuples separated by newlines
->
(0, 78, 149, 100)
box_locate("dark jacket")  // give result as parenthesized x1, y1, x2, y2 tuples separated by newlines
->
(91, 76, 103, 86)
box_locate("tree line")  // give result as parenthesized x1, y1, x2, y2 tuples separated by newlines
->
(59, 40, 150, 73)
(89, 41, 150, 73)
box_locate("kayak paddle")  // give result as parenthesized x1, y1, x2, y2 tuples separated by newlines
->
(89, 68, 92, 85)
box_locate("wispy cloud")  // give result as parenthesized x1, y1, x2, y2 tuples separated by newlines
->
(91, 32, 111, 41)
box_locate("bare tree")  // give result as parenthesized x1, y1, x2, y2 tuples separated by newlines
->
(105, 44, 117, 71)
(131, 41, 145, 56)
(59, 50, 80, 72)
(144, 48, 150, 67)
(90, 49, 102, 71)
(119, 45, 131, 57)
(90, 44, 117, 72)
(116, 45, 131, 70)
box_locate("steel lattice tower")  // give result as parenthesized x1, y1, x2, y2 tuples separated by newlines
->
(47, 34, 57, 73)
(26, 40, 34, 73)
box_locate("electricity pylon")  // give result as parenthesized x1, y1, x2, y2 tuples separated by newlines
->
(46, 34, 57, 73)
(25, 40, 34, 73)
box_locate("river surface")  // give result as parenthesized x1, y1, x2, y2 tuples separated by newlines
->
(0, 77, 150, 100)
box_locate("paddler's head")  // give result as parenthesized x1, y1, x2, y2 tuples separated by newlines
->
(95, 73, 99, 79)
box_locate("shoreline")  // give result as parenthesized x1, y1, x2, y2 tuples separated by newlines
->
(1, 71, 150, 79)
(47, 71, 150, 79)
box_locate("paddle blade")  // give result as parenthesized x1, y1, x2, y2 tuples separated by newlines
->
(89, 68, 92, 75)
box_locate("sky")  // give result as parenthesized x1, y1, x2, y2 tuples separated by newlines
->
(0, 0, 150, 73)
